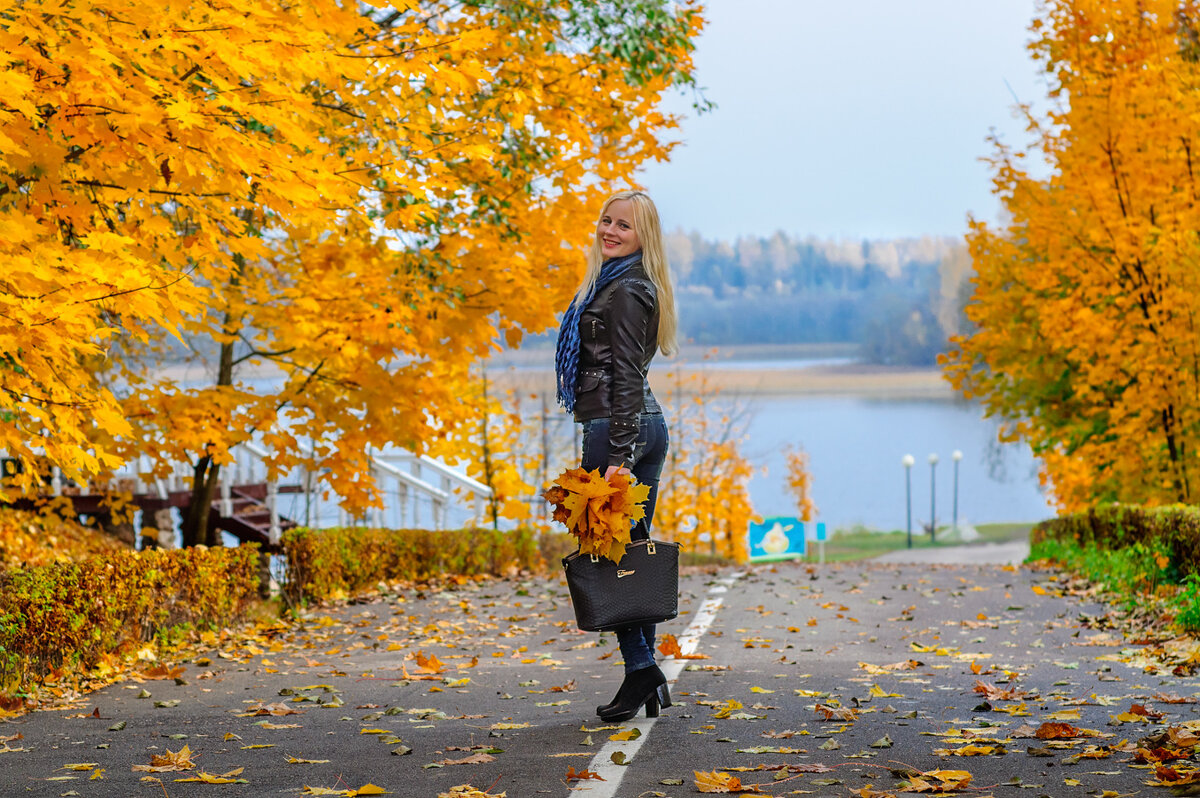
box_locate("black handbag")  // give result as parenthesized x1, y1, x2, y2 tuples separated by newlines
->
(561, 538, 680, 632)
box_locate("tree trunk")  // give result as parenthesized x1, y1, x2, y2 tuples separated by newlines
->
(181, 333, 236, 546)
(478, 367, 500, 530)
(181, 455, 222, 546)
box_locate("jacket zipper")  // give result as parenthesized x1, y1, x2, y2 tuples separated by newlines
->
(590, 319, 598, 339)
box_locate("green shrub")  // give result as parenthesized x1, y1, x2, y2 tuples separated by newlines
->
(1031, 503, 1200, 624)
(1032, 503, 1200, 581)
(282, 526, 573, 607)
(1029, 535, 1173, 606)
(1170, 574, 1200, 632)
(0, 546, 259, 691)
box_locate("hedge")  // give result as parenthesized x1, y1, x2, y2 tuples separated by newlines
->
(0, 546, 259, 692)
(283, 526, 574, 607)
(1032, 503, 1200, 579)
(0, 509, 126, 570)
(0, 524, 575, 694)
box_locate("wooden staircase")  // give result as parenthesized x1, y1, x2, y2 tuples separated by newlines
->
(209, 484, 301, 549)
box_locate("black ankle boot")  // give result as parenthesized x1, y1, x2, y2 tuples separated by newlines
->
(596, 674, 632, 716)
(598, 665, 671, 722)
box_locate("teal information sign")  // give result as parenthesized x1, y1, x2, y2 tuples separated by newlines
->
(747, 516, 805, 562)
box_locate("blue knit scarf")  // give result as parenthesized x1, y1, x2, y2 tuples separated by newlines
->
(554, 252, 643, 412)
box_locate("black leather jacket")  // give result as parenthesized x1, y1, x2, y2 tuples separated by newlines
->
(573, 263, 663, 468)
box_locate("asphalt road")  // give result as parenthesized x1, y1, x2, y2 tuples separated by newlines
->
(3, 550, 1198, 798)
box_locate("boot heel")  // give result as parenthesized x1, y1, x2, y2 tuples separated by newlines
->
(656, 682, 672, 709)
(645, 695, 660, 718)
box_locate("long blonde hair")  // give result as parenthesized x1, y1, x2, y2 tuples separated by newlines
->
(573, 190, 678, 356)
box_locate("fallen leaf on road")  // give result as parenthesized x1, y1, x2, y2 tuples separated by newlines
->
(973, 680, 1028, 701)
(815, 703, 858, 722)
(435, 753, 496, 766)
(175, 768, 247, 784)
(302, 784, 388, 796)
(851, 787, 899, 798)
(415, 650, 447, 673)
(564, 766, 604, 782)
(657, 633, 709, 659)
(438, 786, 506, 798)
(897, 769, 972, 793)
(859, 660, 922, 675)
(1150, 764, 1200, 787)
(713, 700, 744, 719)
(694, 770, 764, 793)
(932, 744, 999, 756)
(131, 745, 196, 773)
(244, 702, 302, 717)
(1034, 722, 1080, 739)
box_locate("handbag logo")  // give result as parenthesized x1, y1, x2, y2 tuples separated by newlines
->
(617, 569, 636, 578)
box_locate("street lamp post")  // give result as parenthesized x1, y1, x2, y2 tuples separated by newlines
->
(952, 450, 963, 535)
(902, 454, 915, 548)
(928, 453, 939, 542)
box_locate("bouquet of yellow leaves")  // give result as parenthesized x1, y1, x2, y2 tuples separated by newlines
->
(542, 468, 651, 563)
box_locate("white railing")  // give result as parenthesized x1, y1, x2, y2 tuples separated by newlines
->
(34, 442, 492, 546)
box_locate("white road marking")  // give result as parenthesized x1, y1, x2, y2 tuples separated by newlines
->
(570, 572, 743, 796)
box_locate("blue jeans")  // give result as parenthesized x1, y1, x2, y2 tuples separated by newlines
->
(580, 413, 669, 673)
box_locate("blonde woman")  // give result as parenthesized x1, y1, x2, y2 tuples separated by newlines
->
(554, 190, 678, 721)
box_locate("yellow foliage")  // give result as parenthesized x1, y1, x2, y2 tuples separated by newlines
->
(0, 509, 125, 571)
(944, 0, 1200, 510)
(543, 468, 649, 562)
(784, 445, 817, 522)
(653, 363, 757, 562)
(1, 1, 706, 520)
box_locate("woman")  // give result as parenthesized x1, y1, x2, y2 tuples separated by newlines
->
(554, 189, 678, 722)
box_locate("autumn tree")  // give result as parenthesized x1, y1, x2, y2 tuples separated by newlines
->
(437, 367, 559, 529)
(652, 362, 756, 562)
(784, 445, 817, 523)
(944, 0, 1200, 512)
(1, 0, 707, 541)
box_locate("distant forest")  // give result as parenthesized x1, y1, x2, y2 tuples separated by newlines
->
(665, 230, 974, 366)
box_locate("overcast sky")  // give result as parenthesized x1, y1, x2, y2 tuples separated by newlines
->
(637, 0, 1046, 241)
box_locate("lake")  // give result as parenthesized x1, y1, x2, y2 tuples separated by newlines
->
(731, 395, 1056, 531)
(173, 356, 1057, 534)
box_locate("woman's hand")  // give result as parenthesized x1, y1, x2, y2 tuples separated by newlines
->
(604, 464, 632, 481)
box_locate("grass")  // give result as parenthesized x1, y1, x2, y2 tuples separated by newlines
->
(801, 521, 1034, 564)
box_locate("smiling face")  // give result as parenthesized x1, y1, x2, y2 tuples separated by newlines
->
(596, 198, 642, 259)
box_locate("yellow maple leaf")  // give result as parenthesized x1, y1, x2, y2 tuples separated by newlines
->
(131, 745, 195, 773)
(694, 770, 764, 793)
(175, 768, 246, 784)
(414, 650, 446, 674)
(932, 744, 997, 756)
(713, 700, 744, 719)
